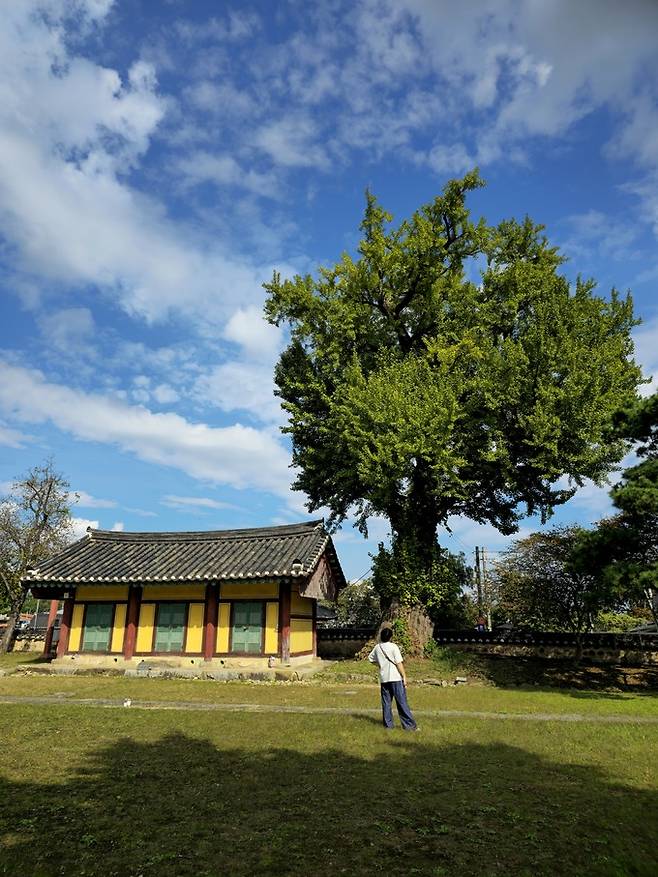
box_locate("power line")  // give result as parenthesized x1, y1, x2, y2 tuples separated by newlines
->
(349, 567, 372, 586)
(445, 530, 472, 554)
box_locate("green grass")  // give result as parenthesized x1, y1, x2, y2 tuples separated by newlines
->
(0, 650, 46, 671)
(321, 651, 658, 691)
(1, 671, 658, 718)
(0, 682, 657, 875)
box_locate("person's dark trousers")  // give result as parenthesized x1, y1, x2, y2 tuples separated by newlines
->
(380, 681, 417, 730)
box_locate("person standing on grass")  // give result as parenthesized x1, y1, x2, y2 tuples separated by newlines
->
(368, 627, 418, 731)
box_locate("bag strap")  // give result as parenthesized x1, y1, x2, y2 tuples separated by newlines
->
(379, 643, 398, 666)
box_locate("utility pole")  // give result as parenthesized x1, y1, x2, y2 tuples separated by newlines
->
(475, 546, 483, 616)
(481, 548, 492, 631)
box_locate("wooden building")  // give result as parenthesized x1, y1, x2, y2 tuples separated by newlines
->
(23, 520, 345, 667)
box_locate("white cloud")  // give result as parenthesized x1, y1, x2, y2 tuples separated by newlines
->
(632, 317, 658, 395)
(71, 490, 117, 509)
(254, 116, 330, 170)
(224, 306, 284, 361)
(195, 306, 285, 424)
(196, 361, 283, 425)
(38, 308, 95, 352)
(111, 521, 125, 531)
(176, 151, 278, 198)
(185, 81, 258, 118)
(402, 0, 658, 223)
(175, 11, 260, 45)
(170, 0, 658, 235)
(557, 478, 614, 521)
(161, 495, 239, 512)
(0, 0, 278, 328)
(0, 361, 292, 496)
(439, 518, 533, 556)
(424, 143, 476, 176)
(70, 517, 99, 540)
(0, 423, 29, 448)
(152, 384, 180, 405)
(123, 506, 158, 518)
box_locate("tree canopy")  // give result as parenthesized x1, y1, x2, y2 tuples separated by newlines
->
(491, 526, 616, 634)
(265, 171, 642, 612)
(0, 460, 73, 652)
(575, 392, 658, 625)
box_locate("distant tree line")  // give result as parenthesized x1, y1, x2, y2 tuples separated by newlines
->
(489, 391, 658, 636)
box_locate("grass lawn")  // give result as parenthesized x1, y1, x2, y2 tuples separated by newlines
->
(0, 650, 48, 671)
(0, 679, 657, 876)
(320, 651, 658, 692)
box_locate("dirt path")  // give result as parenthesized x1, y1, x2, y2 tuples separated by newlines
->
(1, 694, 657, 724)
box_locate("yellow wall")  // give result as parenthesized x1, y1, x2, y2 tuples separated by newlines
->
(110, 604, 127, 653)
(216, 602, 230, 652)
(76, 585, 129, 601)
(291, 590, 314, 617)
(136, 603, 156, 652)
(264, 601, 279, 653)
(220, 581, 279, 600)
(142, 585, 205, 600)
(290, 618, 313, 654)
(68, 604, 84, 651)
(185, 603, 205, 653)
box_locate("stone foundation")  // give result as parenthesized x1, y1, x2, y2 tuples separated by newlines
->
(20, 656, 328, 682)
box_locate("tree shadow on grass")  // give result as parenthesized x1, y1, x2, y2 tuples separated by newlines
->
(0, 732, 656, 877)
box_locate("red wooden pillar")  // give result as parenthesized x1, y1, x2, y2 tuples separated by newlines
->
(123, 585, 142, 660)
(203, 584, 218, 661)
(280, 581, 291, 663)
(56, 597, 74, 658)
(43, 598, 60, 656)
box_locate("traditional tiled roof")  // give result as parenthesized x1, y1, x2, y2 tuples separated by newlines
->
(23, 520, 345, 587)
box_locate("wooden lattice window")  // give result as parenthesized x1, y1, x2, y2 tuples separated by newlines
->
(82, 604, 113, 652)
(154, 603, 186, 653)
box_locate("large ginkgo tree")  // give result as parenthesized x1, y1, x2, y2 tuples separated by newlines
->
(265, 171, 642, 650)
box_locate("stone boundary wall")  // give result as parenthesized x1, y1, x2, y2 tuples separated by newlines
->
(11, 632, 47, 653)
(446, 641, 658, 666)
(317, 626, 658, 665)
(317, 627, 375, 658)
(435, 629, 658, 650)
(435, 629, 658, 666)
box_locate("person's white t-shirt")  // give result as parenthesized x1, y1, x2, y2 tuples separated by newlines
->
(368, 641, 404, 683)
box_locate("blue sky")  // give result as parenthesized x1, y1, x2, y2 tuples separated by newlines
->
(1, 0, 658, 579)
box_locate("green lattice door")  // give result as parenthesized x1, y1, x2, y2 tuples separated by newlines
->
(82, 603, 113, 652)
(231, 602, 263, 654)
(154, 603, 186, 653)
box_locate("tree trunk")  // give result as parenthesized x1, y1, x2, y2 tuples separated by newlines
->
(393, 603, 434, 656)
(357, 602, 434, 660)
(0, 599, 23, 654)
(379, 601, 434, 657)
(645, 587, 658, 628)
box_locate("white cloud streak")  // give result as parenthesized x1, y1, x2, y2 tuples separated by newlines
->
(161, 495, 240, 512)
(0, 362, 292, 496)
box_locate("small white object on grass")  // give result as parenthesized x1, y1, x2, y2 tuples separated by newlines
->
(123, 698, 132, 707)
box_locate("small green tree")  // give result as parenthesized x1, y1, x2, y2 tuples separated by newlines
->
(0, 461, 73, 653)
(593, 610, 651, 633)
(575, 393, 658, 626)
(491, 526, 616, 639)
(265, 170, 641, 650)
(332, 579, 382, 627)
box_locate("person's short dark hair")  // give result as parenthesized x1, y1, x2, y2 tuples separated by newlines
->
(380, 627, 393, 642)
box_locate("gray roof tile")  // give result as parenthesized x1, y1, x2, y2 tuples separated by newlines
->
(23, 520, 345, 587)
